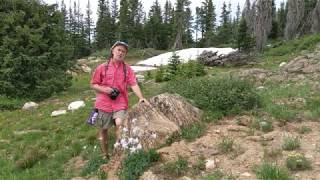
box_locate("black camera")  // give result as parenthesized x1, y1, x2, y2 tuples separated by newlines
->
(109, 87, 120, 100)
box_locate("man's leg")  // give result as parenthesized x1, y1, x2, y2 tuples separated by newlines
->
(114, 118, 122, 141)
(99, 128, 108, 157)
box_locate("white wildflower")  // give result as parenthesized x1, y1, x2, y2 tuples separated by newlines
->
(114, 142, 120, 148)
(122, 142, 128, 149)
(136, 143, 142, 150)
(132, 118, 137, 124)
(83, 146, 87, 149)
(151, 133, 157, 139)
(130, 147, 137, 153)
(128, 137, 135, 144)
(132, 127, 139, 136)
(133, 138, 139, 144)
(123, 127, 128, 132)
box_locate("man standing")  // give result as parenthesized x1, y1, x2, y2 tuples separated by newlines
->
(90, 41, 147, 158)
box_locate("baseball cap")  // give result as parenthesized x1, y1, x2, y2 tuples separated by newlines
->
(111, 41, 129, 52)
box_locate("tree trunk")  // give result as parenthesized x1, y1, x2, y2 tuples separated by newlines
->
(285, 0, 305, 40)
(311, 0, 320, 34)
(253, 0, 273, 51)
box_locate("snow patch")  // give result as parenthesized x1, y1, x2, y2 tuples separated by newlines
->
(137, 47, 236, 67)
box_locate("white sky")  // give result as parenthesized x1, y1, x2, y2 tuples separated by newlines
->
(43, 0, 284, 25)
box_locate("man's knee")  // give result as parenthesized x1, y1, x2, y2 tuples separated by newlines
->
(115, 118, 122, 126)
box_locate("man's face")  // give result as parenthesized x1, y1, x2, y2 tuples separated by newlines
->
(112, 45, 127, 61)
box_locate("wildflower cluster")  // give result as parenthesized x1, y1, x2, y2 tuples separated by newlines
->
(113, 118, 158, 154)
(286, 152, 311, 171)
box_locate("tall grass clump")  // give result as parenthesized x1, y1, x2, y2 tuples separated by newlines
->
(119, 149, 160, 180)
(253, 162, 292, 180)
(165, 76, 261, 116)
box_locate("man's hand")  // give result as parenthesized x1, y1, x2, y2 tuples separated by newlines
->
(139, 98, 150, 105)
(105, 87, 113, 94)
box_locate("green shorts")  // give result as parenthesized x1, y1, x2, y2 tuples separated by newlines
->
(95, 110, 126, 129)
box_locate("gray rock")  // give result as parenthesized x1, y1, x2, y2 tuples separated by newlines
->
(22, 102, 39, 110)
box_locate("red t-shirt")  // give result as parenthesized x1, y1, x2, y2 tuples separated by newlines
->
(90, 60, 137, 112)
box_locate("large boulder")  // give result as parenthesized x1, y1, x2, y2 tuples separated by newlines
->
(102, 93, 202, 179)
(119, 93, 202, 150)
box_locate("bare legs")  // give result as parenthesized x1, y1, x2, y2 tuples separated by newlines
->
(99, 129, 108, 157)
(114, 118, 122, 140)
(98, 118, 123, 158)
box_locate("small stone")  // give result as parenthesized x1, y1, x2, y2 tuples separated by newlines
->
(68, 101, 85, 111)
(51, 110, 67, 117)
(205, 159, 216, 170)
(279, 62, 287, 67)
(22, 102, 39, 110)
(241, 172, 251, 177)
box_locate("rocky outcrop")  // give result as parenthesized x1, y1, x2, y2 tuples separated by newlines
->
(197, 51, 253, 67)
(120, 93, 202, 150)
(102, 93, 202, 179)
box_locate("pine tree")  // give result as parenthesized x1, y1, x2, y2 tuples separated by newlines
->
(216, 1, 232, 44)
(145, 0, 163, 49)
(237, 18, 253, 51)
(269, 0, 278, 39)
(0, 0, 73, 99)
(119, 0, 130, 41)
(166, 51, 181, 80)
(96, 0, 112, 49)
(84, 0, 93, 48)
(277, 2, 287, 37)
(201, 0, 216, 46)
(172, 0, 191, 50)
(60, 0, 68, 31)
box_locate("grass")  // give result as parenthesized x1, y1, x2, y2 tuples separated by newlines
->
(282, 136, 300, 151)
(257, 33, 320, 70)
(0, 69, 163, 179)
(253, 162, 293, 180)
(217, 137, 234, 154)
(163, 156, 188, 177)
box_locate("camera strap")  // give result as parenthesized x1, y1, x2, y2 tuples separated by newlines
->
(104, 59, 127, 82)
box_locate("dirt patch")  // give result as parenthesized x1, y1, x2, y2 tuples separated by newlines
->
(146, 116, 320, 179)
(64, 156, 87, 173)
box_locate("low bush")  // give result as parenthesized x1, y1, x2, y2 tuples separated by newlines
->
(286, 152, 311, 171)
(119, 149, 160, 180)
(253, 162, 292, 180)
(166, 76, 261, 116)
(163, 156, 188, 177)
(282, 136, 300, 151)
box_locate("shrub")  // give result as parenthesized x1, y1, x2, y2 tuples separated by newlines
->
(253, 162, 292, 180)
(297, 126, 312, 134)
(218, 137, 234, 154)
(176, 61, 206, 79)
(0, 0, 74, 100)
(119, 149, 160, 180)
(286, 152, 311, 171)
(201, 170, 224, 180)
(0, 96, 24, 110)
(166, 76, 261, 116)
(15, 147, 48, 170)
(81, 153, 107, 176)
(282, 136, 300, 151)
(163, 156, 188, 177)
(181, 122, 206, 141)
(191, 155, 206, 175)
(250, 118, 273, 133)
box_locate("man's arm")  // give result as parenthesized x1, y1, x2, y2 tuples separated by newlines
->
(91, 84, 113, 94)
(131, 84, 147, 103)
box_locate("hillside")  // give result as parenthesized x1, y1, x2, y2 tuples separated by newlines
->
(1, 34, 320, 179)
